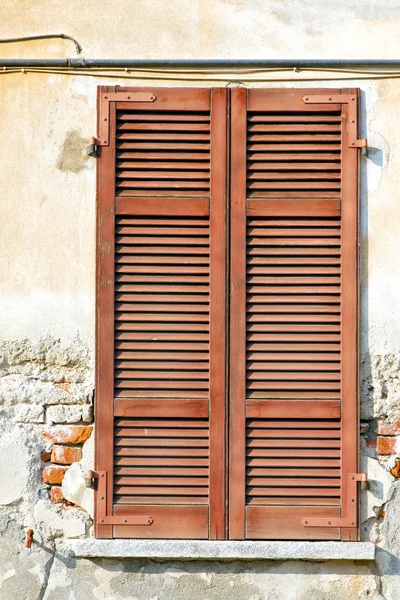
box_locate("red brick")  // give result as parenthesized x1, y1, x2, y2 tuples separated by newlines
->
(376, 437, 397, 455)
(50, 486, 65, 503)
(51, 445, 82, 465)
(374, 421, 400, 436)
(50, 486, 74, 505)
(41, 452, 51, 462)
(55, 383, 71, 393)
(42, 425, 93, 444)
(390, 458, 400, 478)
(365, 436, 376, 451)
(42, 465, 68, 484)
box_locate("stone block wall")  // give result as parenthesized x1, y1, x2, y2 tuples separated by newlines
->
(1, 0, 400, 590)
(0, 337, 95, 543)
(1, 336, 400, 598)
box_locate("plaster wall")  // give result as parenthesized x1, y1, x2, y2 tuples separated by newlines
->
(0, 1, 400, 598)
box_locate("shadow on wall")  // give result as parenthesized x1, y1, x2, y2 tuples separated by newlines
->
(360, 88, 370, 424)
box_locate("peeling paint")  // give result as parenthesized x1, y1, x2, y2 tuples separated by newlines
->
(57, 130, 90, 173)
(1, 0, 400, 598)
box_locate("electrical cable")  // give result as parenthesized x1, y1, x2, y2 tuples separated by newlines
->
(0, 34, 82, 55)
(2, 66, 400, 83)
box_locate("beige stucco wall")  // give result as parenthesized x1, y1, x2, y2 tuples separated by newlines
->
(0, 0, 399, 354)
(1, 1, 400, 599)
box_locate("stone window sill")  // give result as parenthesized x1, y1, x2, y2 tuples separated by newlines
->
(60, 540, 375, 561)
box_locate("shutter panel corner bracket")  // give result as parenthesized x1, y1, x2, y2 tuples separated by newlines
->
(88, 471, 154, 526)
(302, 94, 368, 152)
(303, 473, 367, 528)
(97, 91, 157, 146)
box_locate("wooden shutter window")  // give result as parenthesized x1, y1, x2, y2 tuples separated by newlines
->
(96, 86, 362, 541)
(229, 88, 361, 541)
(96, 88, 227, 539)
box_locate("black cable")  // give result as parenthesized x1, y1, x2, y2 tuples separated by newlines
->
(0, 34, 82, 55)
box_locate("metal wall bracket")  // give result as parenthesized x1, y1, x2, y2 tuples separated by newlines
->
(302, 94, 367, 151)
(86, 136, 98, 158)
(303, 473, 367, 528)
(98, 91, 157, 146)
(87, 470, 154, 526)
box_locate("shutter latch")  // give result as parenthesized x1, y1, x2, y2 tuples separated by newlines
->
(302, 94, 368, 154)
(303, 473, 367, 528)
(87, 470, 154, 526)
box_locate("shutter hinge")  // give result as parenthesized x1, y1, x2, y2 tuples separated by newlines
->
(86, 136, 99, 158)
(302, 94, 368, 153)
(98, 91, 157, 147)
(87, 470, 154, 526)
(303, 473, 367, 528)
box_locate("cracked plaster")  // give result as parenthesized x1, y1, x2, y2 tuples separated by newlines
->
(1, 0, 400, 597)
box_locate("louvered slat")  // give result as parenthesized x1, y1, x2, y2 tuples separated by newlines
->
(246, 418, 341, 506)
(114, 215, 210, 399)
(246, 216, 341, 399)
(114, 417, 209, 505)
(247, 111, 342, 198)
(116, 110, 211, 196)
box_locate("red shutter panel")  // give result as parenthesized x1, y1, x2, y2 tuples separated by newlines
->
(229, 88, 362, 540)
(96, 87, 227, 539)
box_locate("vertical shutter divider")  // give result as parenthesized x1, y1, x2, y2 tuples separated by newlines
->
(229, 88, 248, 538)
(209, 88, 228, 539)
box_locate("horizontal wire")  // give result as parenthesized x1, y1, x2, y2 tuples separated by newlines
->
(2, 67, 400, 83)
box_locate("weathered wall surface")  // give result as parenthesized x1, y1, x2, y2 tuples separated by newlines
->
(1, 1, 400, 598)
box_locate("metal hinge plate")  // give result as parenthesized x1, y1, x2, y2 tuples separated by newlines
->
(303, 473, 367, 528)
(302, 94, 367, 151)
(98, 91, 157, 146)
(88, 470, 153, 526)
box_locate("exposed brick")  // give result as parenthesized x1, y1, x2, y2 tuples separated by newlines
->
(51, 445, 82, 465)
(390, 458, 400, 478)
(42, 465, 68, 484)
(376, 437, 397, 455)
(50, 486, 75, 505)
(365, 436, 376, 451)
(55, 383, 72, 393)
(50, 486, 65, 503)
(374, 421, 400, 436)
(42, 425, 93, 444)
(41, 452, 51, 462)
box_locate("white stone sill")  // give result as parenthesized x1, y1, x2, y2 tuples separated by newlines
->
(61, 540, 375, 561)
